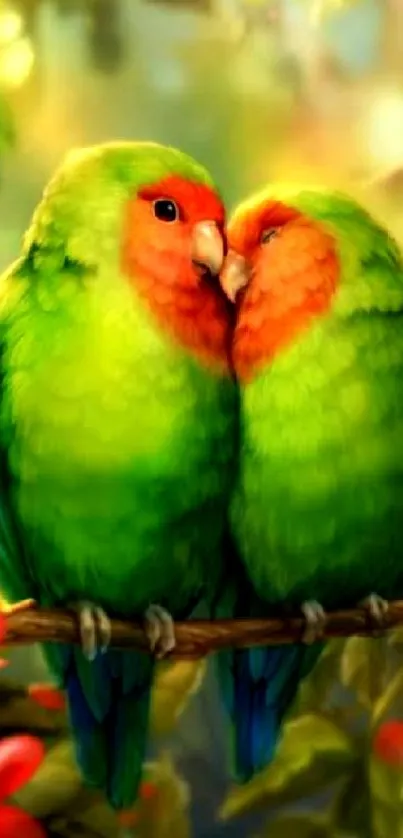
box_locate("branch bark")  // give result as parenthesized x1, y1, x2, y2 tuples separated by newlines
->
(1, 600, 403, 658)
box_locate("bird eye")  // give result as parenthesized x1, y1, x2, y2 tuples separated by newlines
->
(260, 228, 278, 244)
(153, 199, 179, 223)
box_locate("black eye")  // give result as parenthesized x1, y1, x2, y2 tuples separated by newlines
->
(261, 227, 278, 244)
(153, 199, 179, 223)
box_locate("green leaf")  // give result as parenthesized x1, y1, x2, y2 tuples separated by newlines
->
(387, 625, 403, 651)
(12, 739, 82, 817)
(256, 779, 372, 838)
(135, 754, 192, 838)
(340, 637, 387, 710)
(15, 741, 121, 836)
(332, 768, 371, 836)
(149, 659, 206, 738)
(45, 789, 119, 838)
(257, 814, 330, 838)
(257, 811, 364, 838)
(369, 749, 403, 809)
(0, 676, 67, 737)
(293, 639, 345, 715)
(219, 713, 356, 820)
(72, 798, 117, 836)
(372, 670, 403, 730)
(279, 712, 355, 770)
(373, 799, 403, 838)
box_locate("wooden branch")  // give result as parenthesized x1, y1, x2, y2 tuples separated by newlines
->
(1, 600, 403, 658)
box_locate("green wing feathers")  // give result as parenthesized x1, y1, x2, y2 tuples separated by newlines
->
(232, 189, 403, 608)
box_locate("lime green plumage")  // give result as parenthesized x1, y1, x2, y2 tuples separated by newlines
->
(222, 189, 403, 784)
(0, 142, 237, 808)
(233, 189, 403, 607)
(1, 259, 232, 612)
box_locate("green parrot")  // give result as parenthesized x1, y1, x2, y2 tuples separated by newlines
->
(0, 141, 238, 810)
(216, 186, 403, 781)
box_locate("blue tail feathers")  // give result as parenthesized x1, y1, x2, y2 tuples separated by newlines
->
(63, 646, 154, 810)
(213, 535, 325, 781)
(223, 643, 323, 781)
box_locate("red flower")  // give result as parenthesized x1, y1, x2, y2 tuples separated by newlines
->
(0, 805, 46, 838)
(0, 735, 47, 837)
(28, 683, 66, 712)
(0, 735, 44, 798)
(374, 720, 403, 767)
(0, 610, 7, 642)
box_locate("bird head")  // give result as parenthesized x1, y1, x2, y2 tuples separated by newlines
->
(24, 141, 232, 371)
(219, 186, 403, 380)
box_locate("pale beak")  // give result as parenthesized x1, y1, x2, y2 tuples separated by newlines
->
(219, 249, 250, 302)
(191, 221, 224, 277)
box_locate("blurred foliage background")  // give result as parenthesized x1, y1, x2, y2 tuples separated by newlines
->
(1, 0, 403, 835)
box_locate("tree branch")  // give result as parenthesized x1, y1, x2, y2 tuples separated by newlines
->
(1, 600, 403, 658)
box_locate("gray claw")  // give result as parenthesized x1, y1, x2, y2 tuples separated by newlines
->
(144, 604, 176, 660)
(359, 593, 389, 636)
(71, 601, 111, 661)
(301, 599, 326, 644)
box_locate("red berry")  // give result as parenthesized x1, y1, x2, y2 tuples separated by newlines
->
(374, 720, 403, 766)
(118, 808, 139, 827)
(0, 805, 46, 838)
(0, 735, 45, 799)
(28, 684, 66, 712)
(140, 781, 158, 800)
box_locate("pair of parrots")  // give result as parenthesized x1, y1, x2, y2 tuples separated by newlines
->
(0, 141, 402, 813)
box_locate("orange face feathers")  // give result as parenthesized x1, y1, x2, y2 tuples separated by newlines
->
(121, 175, 231, 373)
(223, 200, 339, 382)
(228, 201, 299, 260)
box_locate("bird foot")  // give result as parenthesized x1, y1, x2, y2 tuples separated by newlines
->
(144, 604, 176, 660)
(69, 601, 111, 661)
(301, 599, 327, 644)
(359, 593, 389, 637)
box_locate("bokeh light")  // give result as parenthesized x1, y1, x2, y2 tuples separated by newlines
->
(362, 86, 403, 172)
(0, 36, 34, 87)
(0, 0, 401, 243)
(0, 8, 22, 44)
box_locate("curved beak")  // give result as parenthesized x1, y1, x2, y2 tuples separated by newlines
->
(191, 221, 224, 278)
(219, 249, 250, 302)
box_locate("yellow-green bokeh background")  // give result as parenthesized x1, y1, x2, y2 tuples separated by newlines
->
(1, 2, 403, 837)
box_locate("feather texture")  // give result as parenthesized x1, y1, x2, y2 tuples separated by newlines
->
(0, 141, 237, 808)
(220, 188, 403, 782)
